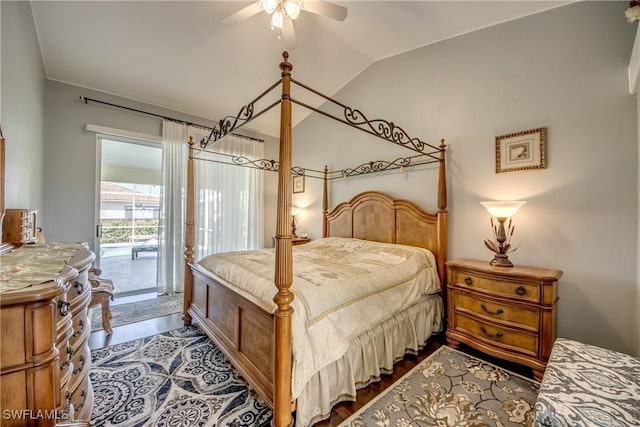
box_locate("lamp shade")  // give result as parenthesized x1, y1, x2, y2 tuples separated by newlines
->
(271, 8, 284, 28)
(480, 201, 526, 218)
(262, 0, 278, 14)
(291, 207, 300, 216)
(284, 0, 301, 19)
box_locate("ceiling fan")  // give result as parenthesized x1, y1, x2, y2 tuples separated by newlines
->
(222, 0, 348, 48)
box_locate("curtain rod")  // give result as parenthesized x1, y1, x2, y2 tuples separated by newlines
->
(79, 96, 265, 143)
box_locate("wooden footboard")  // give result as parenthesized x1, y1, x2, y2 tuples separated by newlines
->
(189, 264, 276, 407)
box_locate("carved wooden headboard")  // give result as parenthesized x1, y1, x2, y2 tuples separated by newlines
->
(324, 191, 447, 285)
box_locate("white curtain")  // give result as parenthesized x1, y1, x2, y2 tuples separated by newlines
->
(157, 121, 264, 294)
(194, 135, 264, 261)
(157, 120, 189, 295)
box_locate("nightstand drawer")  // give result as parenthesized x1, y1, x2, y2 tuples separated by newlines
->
(454, 312, 539, 357)
(453, 292, 539, 332)
(451, 269, 540, 303)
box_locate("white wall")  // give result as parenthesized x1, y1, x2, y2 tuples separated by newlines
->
(1, 1, 46, 210)
(293, 1, 638, 355)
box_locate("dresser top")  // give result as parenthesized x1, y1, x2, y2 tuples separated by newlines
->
(447, 258, 563, 281)
(0, 242, 90, 293)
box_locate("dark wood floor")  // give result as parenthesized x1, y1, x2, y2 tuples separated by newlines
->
(88, 312, 184, 349)
(89, 316, 534, 426)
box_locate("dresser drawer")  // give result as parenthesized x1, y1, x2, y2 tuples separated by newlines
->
(451, 269, 540, 303)
(70, 374, 93, 420)
(454, 312, 539, 357)
(70, 311, 90, 344)
(67, 271, 90, 302)
(453, 291, 539, 332)
(58, 339, 74, 387)
(70, 344, 91, 389)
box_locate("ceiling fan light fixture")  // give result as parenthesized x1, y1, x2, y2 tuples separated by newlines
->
(271, 7, 284, 29)
(284, 0, 302, 20)
(262, 0, 278, 15)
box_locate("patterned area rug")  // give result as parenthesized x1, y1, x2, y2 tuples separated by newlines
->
(339, 346, 540, 427)
(90, 326, 272, 427)
(90, 293, 183, 332)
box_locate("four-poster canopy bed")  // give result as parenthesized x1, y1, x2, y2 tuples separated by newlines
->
(182, 52, 448, 427)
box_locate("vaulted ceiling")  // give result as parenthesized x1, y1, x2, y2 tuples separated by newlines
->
(31, 1, 568, 136)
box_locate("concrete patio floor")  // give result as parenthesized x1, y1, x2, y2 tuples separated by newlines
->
(98, 248, 158, 296)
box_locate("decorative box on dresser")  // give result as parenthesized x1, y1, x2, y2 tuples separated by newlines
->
(0, 243, 94, 426)
(445, 258, 563, 381)
(2, 209, 38, 245)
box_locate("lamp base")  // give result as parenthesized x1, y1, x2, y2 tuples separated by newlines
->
(489, 254, 513, 267)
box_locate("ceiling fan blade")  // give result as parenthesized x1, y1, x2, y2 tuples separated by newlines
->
(282, 18, 298, 50)
(303, 0, 347, 21)
(222, 2, 263, 25)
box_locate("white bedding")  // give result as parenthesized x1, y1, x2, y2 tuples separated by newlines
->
(197, 237, 441, 399)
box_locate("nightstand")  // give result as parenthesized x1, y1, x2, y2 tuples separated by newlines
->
(292, 237, 310, 246)
(445, 258, 562, 380)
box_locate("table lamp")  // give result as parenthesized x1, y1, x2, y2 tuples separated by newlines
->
(480, 200, 526, 267)
(291, 207, 300, 237)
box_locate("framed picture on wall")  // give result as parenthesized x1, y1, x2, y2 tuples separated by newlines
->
(293, 175, 305, 194)
(495, 127, 547, 173)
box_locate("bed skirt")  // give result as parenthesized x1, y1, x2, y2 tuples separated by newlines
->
(295, 293, 444, 427)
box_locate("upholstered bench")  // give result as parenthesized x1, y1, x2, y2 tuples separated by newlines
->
(534, 338, 640, 427)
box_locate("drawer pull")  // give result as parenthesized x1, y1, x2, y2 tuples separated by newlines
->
(76, 390, 87, 411)
(464, 276, 473, 285)
(72, 319, 85, 337)
(58, 300, 70, 317)
(480, 304, 504, 316)
(60, 345, 72, 370)
(515, 286, 527, 296)
(73, 355, 85, 375)
(64, 391, 73, 418)
(74, 280, 85, 294)
(480, 326, 504, 339)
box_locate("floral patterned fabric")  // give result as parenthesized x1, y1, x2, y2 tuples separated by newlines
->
(340, 346, 539, 427)
(534, 338, 640, 427)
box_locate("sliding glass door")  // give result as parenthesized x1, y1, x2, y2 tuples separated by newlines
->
(96, 138, 162, 296)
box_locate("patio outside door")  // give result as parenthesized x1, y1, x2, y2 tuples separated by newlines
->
(96, 138, 162, 297)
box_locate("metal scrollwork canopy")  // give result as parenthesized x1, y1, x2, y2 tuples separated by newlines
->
(195, 62, 445, 176)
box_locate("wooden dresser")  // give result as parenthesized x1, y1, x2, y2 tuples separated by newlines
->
(445, 258, 563, 380)
(0, 243, 94, 426)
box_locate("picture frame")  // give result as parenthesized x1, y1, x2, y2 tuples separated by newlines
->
(293, 174, 305, 193)
(495, 127, 547, 173)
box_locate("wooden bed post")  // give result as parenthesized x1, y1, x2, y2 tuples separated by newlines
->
(183, 136, 195, 325)
(273, 51, 294, 427)
(322, 165, 328, 238)
(437, 139, 448, 287)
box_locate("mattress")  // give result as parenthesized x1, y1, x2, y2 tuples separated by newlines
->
(197, 237, 441, 399)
